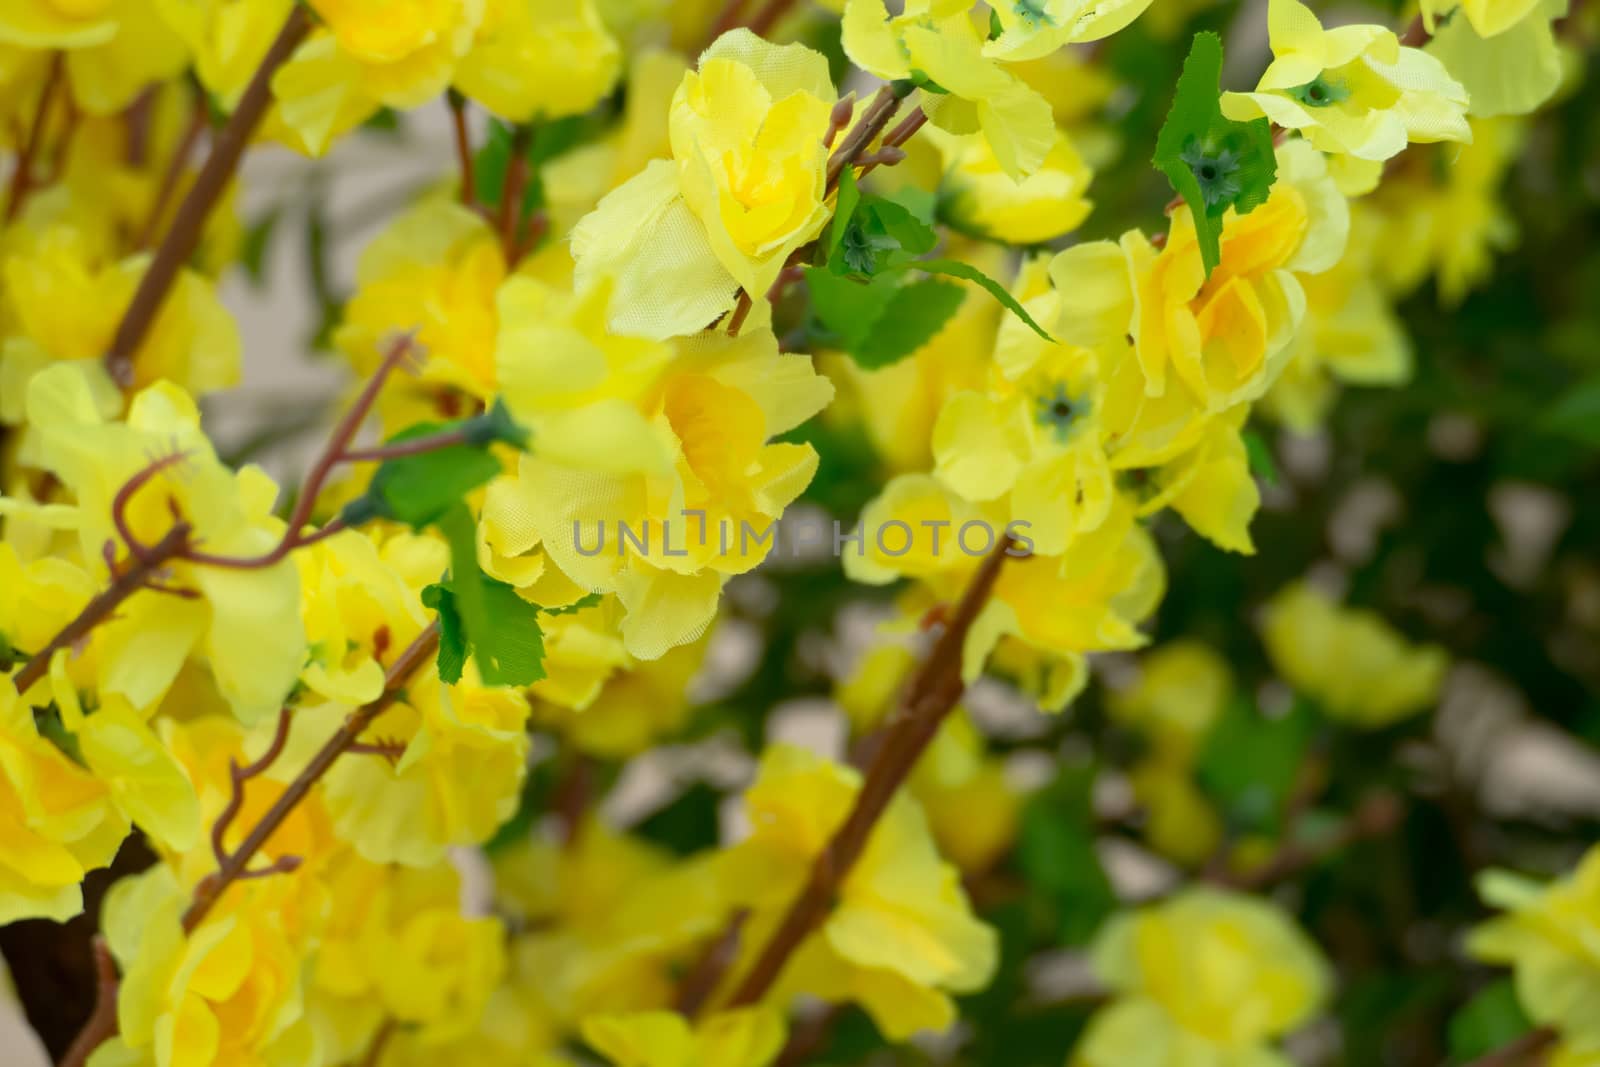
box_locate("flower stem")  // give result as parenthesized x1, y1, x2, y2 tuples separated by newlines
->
(5, 52, 63, 224)
(725, 537, 1016, 1008)
(1463, 1027, 1559, 1067)
(104, 6, 313, 388)
(448, 90, 477, 210)
(181, 621, 440, 933)
(55, 938, 117, 1067)
(9, 522, 192, 698)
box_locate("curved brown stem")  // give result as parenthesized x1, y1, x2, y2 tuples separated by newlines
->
(725, 538, 1016, 1007)
(447, 90, 476, 210)
(181, 621, 440, 933)
(104, 6, 313, 387)
(55, 937, 117, 1067)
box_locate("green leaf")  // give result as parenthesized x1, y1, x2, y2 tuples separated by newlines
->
(420, 582, 468, 684)
(805, 270, 964, 370)
(474, 119, 516, 208)
(423, 504, 549, 687)
(854, 279, 966, 368)
(239, 210, 279, 287)
(907, 258, 1054, 341)
(1153, 31, 1278, 277)
(1196, 696, 1317, 834)
(356, 422, 503, 528)
(1242, 428, 1281, 487)
(805, 266, 898, 349)
(1017, 769, 1115, 946)
(1448, 980, 1534, 1063)
(1542, 377, 1600, 447)
(826, 165, 863, 264)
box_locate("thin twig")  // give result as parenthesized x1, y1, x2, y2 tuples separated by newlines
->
(776, 1002, 846, 1067)
(137, 95, 210, 249)
(726, 538, 1017, 1007)
(1461, 1027, 1559, 1067)
(498, 125, 531, 263)
(340, 424, 470, 463)
(5, 52, 63, 223)
(56, 938, 118, 1067)
(705, 0, 751, 46)
(675, 910, 749, 1019)
(1218, 791, 1404, 891)
(179, 334, 417, 570)
(104, 6, 313, 387)
(208, 704, 295, 872)
(360, 1019, 397, 1067)
(10, 523, 192, 697)
(747, 0, 801, 36)
(181, 621, 441, 933)
(447, 90, 476, 210)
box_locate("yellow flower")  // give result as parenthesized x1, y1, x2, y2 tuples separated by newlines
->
(1260, 581, 1448, 728)
(1077, 888, 1330, 1065)
(455, 0, 621, 122)
(0, 0, 187, 115)
(295, 528, 434, 707)
(0, 678, 128, 923)
(583, 1008, 786, 1067)
(1, 220, 239, 419)
(722, 744, 997, 1040)
(100, 862, 319, 1067)
(573, 30, 835, 339)
(493, 821, 726, 1025)
(1052, 139, 1347, 412)
(909, 710, 1021, 874)
(1426, 0, 1567, 117)
(271, 0, 485, 155)
(1109, 639, 1232, 761)
(335, 198, 507, 429)
(1221, 0, 1470, 162)
(1263, 205, 1413, 432)
(495, 290, 831, 659)
(843, 0, 1054, 179)
(20, 366, 305, 723)
(154, 0, 296, 107)
(1470, 847, 1600, 1046)
(312, 854, 506, 1052)
(985, 0, 1155, 61)
(1370, 117, 1524, 305)
(933, 124, 1094, 245)
(1423, 0, 1544, 39)
(930, 326, 1113, 557)
(318, 664, 532, 866)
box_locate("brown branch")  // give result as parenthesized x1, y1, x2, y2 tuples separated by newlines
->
(360, 1019, 397, 1067)
(340, 423, 470, 463)
(56, 937, 117, 1067)
(178, 334, 417, 570)
(137, 95, 210, 249)
(1218, 791, 1404, 892)
(747, 0, 801, 36)
(497, 125, 531, 263)
(208, 704, 294, 873)
(447, 90, 476, 210)
(104, 5, 313, 387)
(857, 107, 926, 180)
(10, 522, 192, 697)
(705, 0, 751, 46)
(725, 537, 1017, 1007)
(824, 82, 907, 193)
(675, 910, 748, 1019)
(776, 1002, 845, 1067)
(181, 620, 440, 933)
(1462, 1027, 1559, 1067)
(6, 52, 63, 223)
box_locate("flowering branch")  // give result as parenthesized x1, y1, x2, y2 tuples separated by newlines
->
(137, 94, 210, 249)
(675, 909, 749, 1018)
(726, 81, 918, 332)
(725, 537, 1017, 1007)
(5, 52, 63, 223)
(104, 5, 313, 387)
(181, 620, 440, 933)
(1217, 791, 1404, 891)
